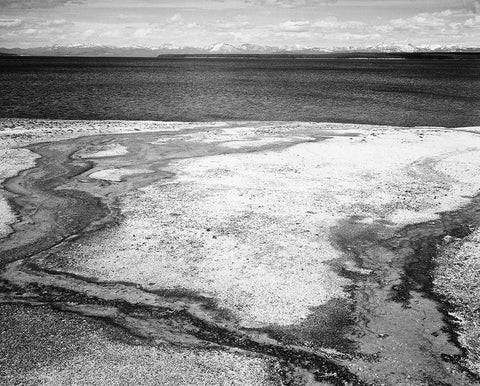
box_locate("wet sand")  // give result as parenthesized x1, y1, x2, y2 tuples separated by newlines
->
(1, 119, 480, 385)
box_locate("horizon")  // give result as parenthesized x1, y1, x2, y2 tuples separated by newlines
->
(0, 0, 479, 49)
(3, 41, 480, 57)
(2, 41, 480, 50)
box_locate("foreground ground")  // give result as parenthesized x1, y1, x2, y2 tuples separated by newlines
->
(1, 119, 480, 385)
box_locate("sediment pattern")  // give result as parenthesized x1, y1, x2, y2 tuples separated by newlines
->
(1, 119, 480, 385)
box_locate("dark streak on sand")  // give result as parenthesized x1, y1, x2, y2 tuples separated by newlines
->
(0, 142, 112, 267)
(331, 204, 480, 382)
(389, 201, 480, 380)
(1, 129, 479, 384)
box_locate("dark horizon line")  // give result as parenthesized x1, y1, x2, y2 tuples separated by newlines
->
(1, 52, 480, 59)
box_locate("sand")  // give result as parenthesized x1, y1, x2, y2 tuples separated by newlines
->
(434, 230, 480, 375)
(2, 119, 480, 384)
(0, 119, 230, 238)
(89, 168, 153, 182)
(0, 304, 281, 386)
(0, 147, 40, 238)
(75, 143, 129, 158)
(35, 125, 480, 329)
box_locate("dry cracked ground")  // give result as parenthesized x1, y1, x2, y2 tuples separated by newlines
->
(1, 118, 480, 385)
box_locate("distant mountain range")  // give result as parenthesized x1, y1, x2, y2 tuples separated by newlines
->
(0, 43, 479, 57)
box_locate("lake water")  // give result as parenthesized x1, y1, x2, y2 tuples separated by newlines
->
(1, 56, 479, 127)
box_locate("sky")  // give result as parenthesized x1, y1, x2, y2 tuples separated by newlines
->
(0, 0, 480, 48)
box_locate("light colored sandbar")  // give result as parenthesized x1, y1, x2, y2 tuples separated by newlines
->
(0, 118, 234, 238)
(9, 120, 476, 328)
(89, 168, 153, 182)
(75, 143, 129, 158)
(0, 118, 372, 239)
(83, 131, 479, 325)
(2, 119, 480, 383)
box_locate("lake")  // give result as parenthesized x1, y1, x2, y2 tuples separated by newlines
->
(1, 56, 479, 127)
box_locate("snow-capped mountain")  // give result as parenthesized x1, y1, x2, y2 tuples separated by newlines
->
(0, 42, 478, 57)
(205, 43, 237, 53)
(203, 43, 288, 54)
(342, 43, 476, 53)
(365, 43, 418, 52)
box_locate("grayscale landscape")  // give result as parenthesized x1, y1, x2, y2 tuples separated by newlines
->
(1, 0, 480, 385)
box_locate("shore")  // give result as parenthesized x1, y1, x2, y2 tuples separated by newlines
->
(1, 118, 480, 385)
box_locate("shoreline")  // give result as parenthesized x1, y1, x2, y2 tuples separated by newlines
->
(3, 116, 480, 129)
(1, 119, 480, 384)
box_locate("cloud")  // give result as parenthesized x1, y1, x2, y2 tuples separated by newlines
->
(0, 18, 22, 27)
(472, 0, 480, 13)
(276, 20, 310, 32)
(214, 20, 251, 31)
(247, 0, 468, 8)
(247, 0, 324, 7)
(100, 29, 123, 38)
(374, 11, 454, 33)
(465, 14, 480, 27)
(272, 16, 366, 36)
(1, 0, 479, 48)
(38, 19, 68, 27)
(0, 0, 83, 9)
(117, 14, 131, 21)
(132, 27, 154, 38)
(81, 28, 95, 38)
(326, 31, 382, 42)
(312, 17, 364, 30)
(0, 17, 70, 30)
(169, 13, 183, 23)
(371, 8, 480, 36)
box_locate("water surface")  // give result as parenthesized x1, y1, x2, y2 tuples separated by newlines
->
(1, 56, 479, 127)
